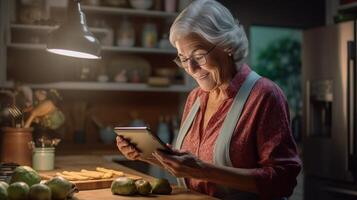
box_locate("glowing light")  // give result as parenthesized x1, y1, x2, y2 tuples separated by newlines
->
(46, 49, 100, 59)
(84, 35, 96, 42)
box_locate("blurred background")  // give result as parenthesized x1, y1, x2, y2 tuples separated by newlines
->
(1, 0, 356, 199)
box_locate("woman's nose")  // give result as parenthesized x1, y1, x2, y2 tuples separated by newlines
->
(187, 59, 200, 74)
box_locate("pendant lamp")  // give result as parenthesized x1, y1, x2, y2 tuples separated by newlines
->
(46, 0, 101, 59)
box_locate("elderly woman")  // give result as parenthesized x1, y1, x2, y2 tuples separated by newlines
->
(116, 0, 301, 199)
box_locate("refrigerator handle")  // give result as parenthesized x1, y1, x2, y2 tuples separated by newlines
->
(347, 41, 354, 156)
(347, 39, 356, 174)
(305, 80, 310, 137)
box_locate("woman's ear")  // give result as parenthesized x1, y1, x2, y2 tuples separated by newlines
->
(224, 47, 233, 57)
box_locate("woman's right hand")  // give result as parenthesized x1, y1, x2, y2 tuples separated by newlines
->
(116, 136, 141, 160)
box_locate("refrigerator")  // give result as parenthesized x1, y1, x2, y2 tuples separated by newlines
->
(302, 20, 357, 200)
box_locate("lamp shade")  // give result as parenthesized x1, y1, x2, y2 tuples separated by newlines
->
(47, 0, 101, 59)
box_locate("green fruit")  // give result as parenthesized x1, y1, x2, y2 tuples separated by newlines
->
(135, 179, 152, 196)
(29, 184, 51, 200)
(111, 177, 137, 196)
(10, 166, 41, 187)
(7, 182, 29, 200)
(0, 184, 8, 200)
(0, 181, 9, 190)
(151, 178, 172, 195)
(45, 177, 74, 200)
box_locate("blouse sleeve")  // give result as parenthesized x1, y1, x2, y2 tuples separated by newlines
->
(252, 86, 302, 199)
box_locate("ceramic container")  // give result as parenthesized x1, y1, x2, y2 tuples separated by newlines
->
(1, 127, 33, 166)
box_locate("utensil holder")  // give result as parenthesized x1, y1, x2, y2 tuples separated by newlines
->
(1, 127, 33, 166)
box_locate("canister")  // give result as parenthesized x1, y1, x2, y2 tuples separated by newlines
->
(32, 147, 55, 171)
(1, 127, 33, 166)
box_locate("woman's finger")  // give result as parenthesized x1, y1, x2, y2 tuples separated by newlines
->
(154, 151, 181, 166)
(127, 151, 140, 160)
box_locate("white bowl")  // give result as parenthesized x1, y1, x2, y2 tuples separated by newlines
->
(130, 0, 153, 10)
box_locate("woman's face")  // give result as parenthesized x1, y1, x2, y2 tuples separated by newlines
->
(175, 34, 233, 92)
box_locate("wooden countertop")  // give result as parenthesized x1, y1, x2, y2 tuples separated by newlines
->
(42, 155, 217, 200)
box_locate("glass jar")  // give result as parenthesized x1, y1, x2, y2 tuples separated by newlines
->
(32, 147, 55, 171)
(141, 23, 158, 48)
(116, 17, 135, 47)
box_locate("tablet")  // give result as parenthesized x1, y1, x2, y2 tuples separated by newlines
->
(114, 127, 173, 158)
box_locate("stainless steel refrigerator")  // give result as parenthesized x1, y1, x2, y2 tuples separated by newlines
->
(303, 20, 357, 200)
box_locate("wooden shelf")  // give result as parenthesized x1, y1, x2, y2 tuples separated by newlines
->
(7, 43, 176, 55)
(2, 81, 191, 92)
(10, 24, 110, 35)
(102, 46, 176, 54)
(81, 5, 179, 18)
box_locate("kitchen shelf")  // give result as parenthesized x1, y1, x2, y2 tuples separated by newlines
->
(81, 5, 179, 18)
(7, 43, 177, 54)
(2, 81, 192, 92)
(102, 46, 176, 54)
(10, 24, 110, 35)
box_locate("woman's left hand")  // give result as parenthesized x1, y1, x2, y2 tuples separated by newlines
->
(152, 149, 208, 179)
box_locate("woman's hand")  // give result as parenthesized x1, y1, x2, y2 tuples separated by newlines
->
(116, 136, 161, 166)
(116, 136, 141, 160)
(152, 149, 207, 179)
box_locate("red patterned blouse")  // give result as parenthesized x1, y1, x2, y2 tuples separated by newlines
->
(180, 64, 301, 199)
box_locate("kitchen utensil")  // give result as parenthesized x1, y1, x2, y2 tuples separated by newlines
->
(7, 105, 22, 119)
(6, 105, 24, 127)
(24, 100, 56, 128)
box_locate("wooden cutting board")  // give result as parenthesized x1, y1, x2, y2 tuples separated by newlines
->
(75, 188, 218, 200)
(40, 173, 142, 191)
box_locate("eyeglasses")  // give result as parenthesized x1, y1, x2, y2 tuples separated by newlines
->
(173, 45, 216, 69)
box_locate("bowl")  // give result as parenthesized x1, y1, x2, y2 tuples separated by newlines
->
(129, 0, 153, 10)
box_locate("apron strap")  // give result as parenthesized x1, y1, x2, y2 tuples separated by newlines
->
(214, 71, 261, 166)
(174, 98, 200, 188)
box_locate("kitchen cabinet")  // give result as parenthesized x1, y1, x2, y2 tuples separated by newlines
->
(0, 0, 193, 147)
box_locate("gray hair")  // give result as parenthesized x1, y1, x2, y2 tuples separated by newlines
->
(169, 0, 249, 66)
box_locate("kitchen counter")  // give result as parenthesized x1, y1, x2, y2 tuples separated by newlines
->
(41, 155, 218, 200)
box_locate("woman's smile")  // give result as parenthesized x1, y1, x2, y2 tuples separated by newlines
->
(194, 73, 210, 80)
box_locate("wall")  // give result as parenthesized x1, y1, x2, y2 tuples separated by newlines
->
(218, 0, 325, 30)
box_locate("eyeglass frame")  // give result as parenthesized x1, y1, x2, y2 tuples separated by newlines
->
(173, 45, 216, 69)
